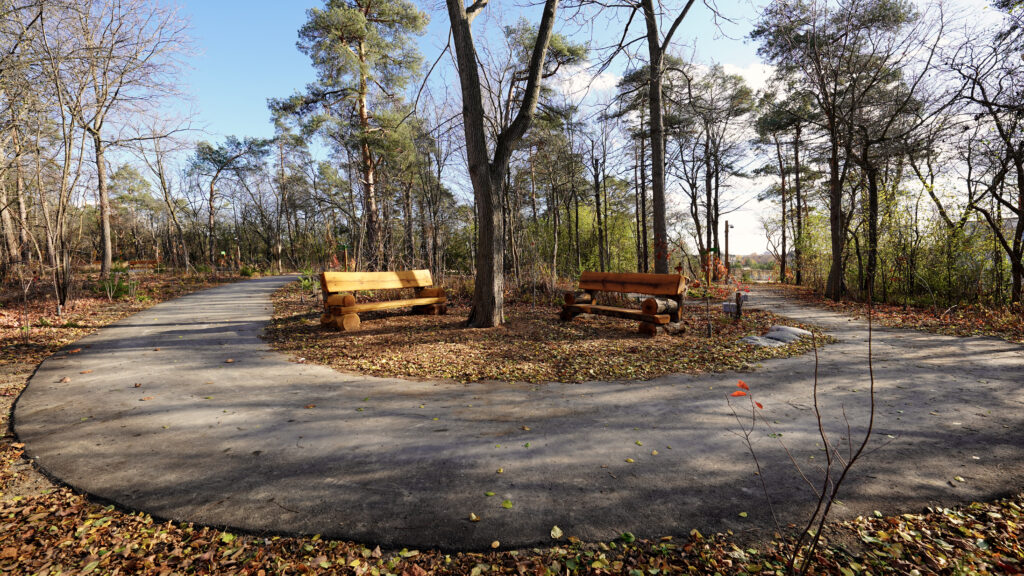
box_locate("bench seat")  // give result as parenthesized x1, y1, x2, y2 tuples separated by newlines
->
(564, 304, 670, 325)
(337, 296, 447, 314)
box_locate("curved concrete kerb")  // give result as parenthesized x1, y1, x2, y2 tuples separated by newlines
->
(14, 278, 1024, 550)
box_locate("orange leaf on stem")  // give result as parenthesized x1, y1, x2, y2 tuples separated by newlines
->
(737, 380, 749, 390)
(730, 391, 747, 397)
(755, 402, 764, 410)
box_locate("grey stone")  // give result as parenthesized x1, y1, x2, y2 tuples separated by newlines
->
(770, 325, 811, 337)
(740, 335, 787, 347)
(764, 330, 802, 344)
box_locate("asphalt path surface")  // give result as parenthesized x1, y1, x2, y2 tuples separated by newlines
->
(14, 277, 1024, 550)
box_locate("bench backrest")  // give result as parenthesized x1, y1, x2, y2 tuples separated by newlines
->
(578, 271, 686, 296)
(321, 269, 434, 293)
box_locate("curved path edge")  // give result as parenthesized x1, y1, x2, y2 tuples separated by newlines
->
(14, 277, 1024, 550)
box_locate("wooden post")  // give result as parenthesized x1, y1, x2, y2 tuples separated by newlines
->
(734, 291, 743, 320)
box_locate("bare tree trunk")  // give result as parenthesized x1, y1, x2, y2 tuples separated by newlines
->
(592, 153, 605, 272)
(864, 162, 879, 298)
(446, 0, 559, 327)
(13, 128, 31, 264)
(774, 134, 787, 283)
(641, 0, 697, 273)
(357, 39, 381, 270)
(825, 135, 845, 300)
(794, 122, 803, 286)
(91, 132, 113, 277)
(634, 146, 642, 272)
(208, 176, 216, 265)
(640, 135, 649, 272)
(0, 183, 17, 261)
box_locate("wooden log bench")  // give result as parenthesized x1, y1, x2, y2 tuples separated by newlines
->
(128, 259, 160, 270)
(319, 269, 447, 332)
(560, 271, 687, 336)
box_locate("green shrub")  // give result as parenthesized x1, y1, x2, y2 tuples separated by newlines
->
(97, 273, 138, 301)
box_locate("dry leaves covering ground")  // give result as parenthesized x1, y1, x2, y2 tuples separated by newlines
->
(774, 284, 1024, 344)
(0, 275, 1021, 574)
(265, 283, 830, 384)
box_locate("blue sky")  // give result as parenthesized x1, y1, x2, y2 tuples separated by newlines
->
(179, 1, 320, 139)
(176, 0, 774, 254)
(178, 0, 768, 139)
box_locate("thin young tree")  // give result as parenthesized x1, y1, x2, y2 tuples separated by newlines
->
(60, 0, 187, 278)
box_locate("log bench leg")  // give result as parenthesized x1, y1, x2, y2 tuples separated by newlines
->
(333, 313, 360, 332)
(639, 320, 684, 337)
(560, 306, 583, 322)
(638, 321, 658, 337)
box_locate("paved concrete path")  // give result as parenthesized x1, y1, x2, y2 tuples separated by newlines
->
(14, 278, 1024, 550)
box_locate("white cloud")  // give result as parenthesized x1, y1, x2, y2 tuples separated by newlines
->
(553, 64, 620, 100)
(721, 62, 775, 92)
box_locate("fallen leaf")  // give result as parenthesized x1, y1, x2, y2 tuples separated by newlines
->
(305, 404, 316, 409)
(134, 383, 141, 388)
(469, 512, 480, 522)
(225, 358, 235, 363)
(635, 440, 643, 446)
(59, 377, 71, 383)
(739, 512, 748, 518)
(501, 500, 513, 509)
(651, 450, 659, 456)
(491, 541, 500, 549)
(551, 525, 563, 539)
(80, 370, 92, 374)
(69, 348, 81, 354)
(484, 491, 495, 497)
(496, 468, 503, 474)
(140, 397, 153, 401)
(625, 458, 635, 463)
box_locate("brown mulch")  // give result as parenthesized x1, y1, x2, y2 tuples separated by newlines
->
(265, 282, 832, 384)
(772, 284, 1024, 344)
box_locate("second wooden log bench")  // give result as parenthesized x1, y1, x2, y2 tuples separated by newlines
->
(560, 271, 687, 336)
(320, 269, 447, 331)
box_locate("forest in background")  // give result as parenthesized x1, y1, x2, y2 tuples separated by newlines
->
(2, 0, 1023, 321)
